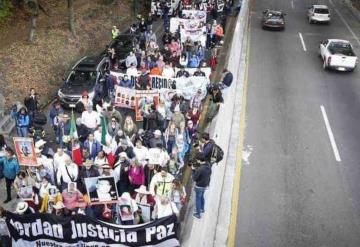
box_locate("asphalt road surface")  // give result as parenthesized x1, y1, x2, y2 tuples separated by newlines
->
(236, 0, 360, 246)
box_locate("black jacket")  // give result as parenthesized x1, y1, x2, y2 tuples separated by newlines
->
(192, 164, 212, 187)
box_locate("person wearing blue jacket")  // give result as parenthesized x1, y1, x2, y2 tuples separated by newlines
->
(16, 107, 30, 137)
(188, 54, 200, 68)
(0, 147, 20, 203)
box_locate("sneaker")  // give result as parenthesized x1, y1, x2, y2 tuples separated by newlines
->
(193, 213, 201, 219)
(3, 198, 11, 204)
(200, 209, 205, 213)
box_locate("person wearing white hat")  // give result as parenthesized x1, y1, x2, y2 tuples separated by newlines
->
(114, 139, 136, 161)
(52, 201, 65, 216)
(15, 201, 34, 215)
(134, 185, 155, 206)
(149, 129, 165, 148)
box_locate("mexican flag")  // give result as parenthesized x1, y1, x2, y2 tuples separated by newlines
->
(100, 115, 108, 146)
(69, 110, 78, 140)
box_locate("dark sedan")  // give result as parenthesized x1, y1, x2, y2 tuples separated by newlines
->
(261, 10, 286, 30)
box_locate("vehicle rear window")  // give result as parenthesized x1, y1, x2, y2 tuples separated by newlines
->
(328, 42, 355, 56)
(314, 8, 329, 14)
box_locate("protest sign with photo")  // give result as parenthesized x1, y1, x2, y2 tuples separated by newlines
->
(135, 90, 160, 121)
(84, 176, 118, 204)
(118, 198, 134, 222)
(13, 137, 38, 166)
(137, 203, 152, 223)
(6, 212, 180, 247)
(174, 67, 211, 78)
(18, 186, 33, 201)
(181, 10, 207, 22)
(114, 86, 136, 109)
(110, 71, 138, 88)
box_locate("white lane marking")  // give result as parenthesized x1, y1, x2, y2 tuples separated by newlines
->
(299, 32, 307, 51)
(320, 105, 341, 162)
(329, 0, 360, 46)
(291, 0, 294, 9)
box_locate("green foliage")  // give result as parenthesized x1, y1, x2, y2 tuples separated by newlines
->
(0, 0, 13, 20)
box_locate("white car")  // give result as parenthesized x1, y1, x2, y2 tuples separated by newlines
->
(307, 5, 331, 24)
(319, 39, 358, 72)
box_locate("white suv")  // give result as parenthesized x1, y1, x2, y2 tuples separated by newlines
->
(307, 5, 331, 24)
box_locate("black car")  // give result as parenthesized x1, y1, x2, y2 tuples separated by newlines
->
(261, 10, 286, 30)
(57, 56, 109, 108)
(106, 34, 138, 69)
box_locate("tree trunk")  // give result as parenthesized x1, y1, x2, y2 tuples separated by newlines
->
(68, 0, 76, 37)
(28, 15, 37, 43)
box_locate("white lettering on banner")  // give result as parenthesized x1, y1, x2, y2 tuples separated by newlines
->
(146, 226, 156, 242)
(151, 76, 177, 89)
(10, 219, 64, 239)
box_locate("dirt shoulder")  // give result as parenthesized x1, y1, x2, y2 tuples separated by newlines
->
(0, 0, 134, 108)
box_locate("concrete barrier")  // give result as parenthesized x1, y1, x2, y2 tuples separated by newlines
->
(182, 1, 250, 246)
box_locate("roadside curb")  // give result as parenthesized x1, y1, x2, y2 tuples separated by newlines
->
(181, 1, 250, 246)
(344, 0, 360, 21)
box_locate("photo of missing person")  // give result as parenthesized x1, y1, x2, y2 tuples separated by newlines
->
(119, 204, 134, 222)
(85, 176, 118, 204)
(19, 186, 33, 201)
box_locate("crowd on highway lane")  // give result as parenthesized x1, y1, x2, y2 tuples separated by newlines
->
(0, 0, 235, 245)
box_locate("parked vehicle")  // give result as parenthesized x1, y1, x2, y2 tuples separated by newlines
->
(261, 10, 286, 30)
(307, 5, 330, 24)
(107, 34, 138, 69)
(57, 56, 109, 107)
(319, 39, 358, 72)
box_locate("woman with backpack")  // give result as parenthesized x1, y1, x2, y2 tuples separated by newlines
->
(16, 107, 30, 137)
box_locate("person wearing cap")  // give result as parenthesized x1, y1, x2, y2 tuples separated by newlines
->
(35, 139, 54, 158)
(134, 185, 155, 206)
(149, 166, 174, 197)
(15, 201, 34, 215)
(0, 147, 20, 203)
(114, 139, 135, 160)
(99, 163, 113, 177)
(76, 91, 93, 113)
(113, 152, 130, 195)
(78, 159, 100, 194)
(56, 156, 79, 191)
(192, 153, 212, 219)
(83, 133, 102, 160)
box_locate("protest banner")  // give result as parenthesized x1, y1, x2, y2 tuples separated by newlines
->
(85, 176, 119, 205)
(6, 212, 180, 247)
(174, 67, 211, 78)
(114, 86, 136, 109)
(110, 71, 138, 88)
(135, 90, 160, 122)
(181, 10, 207, 22)
(150, 75, 177, 90)
(13, 137, 38, 166)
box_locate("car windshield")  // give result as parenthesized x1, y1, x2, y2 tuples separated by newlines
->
(268, 14, 282, 20)
(314, 8, 329, 14)
(68, 70, 96, 85)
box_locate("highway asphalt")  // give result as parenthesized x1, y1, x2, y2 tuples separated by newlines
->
(235, 0, 360, 246)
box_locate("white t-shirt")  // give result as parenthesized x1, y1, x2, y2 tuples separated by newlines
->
(81, 111, 100, 129)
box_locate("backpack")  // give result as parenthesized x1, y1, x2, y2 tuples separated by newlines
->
(210, 140, 224, 165)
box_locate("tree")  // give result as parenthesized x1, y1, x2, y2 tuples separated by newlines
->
(67, 0, 76, 37)
(24, 0, 49, 43)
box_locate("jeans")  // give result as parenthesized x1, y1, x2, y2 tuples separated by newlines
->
(16, 126, 28, 137)
(194, 186, 206, 215)
(5, 178, 14, 200)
